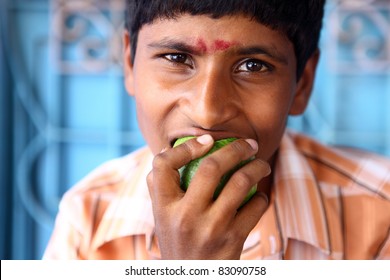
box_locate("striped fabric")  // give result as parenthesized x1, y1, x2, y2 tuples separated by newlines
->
(43, 130, 390, 260)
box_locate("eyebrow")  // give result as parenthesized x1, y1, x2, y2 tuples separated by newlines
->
(148, 38, 289, 65)
(148, 39, 203, 55)
(237, 46, 289, 65)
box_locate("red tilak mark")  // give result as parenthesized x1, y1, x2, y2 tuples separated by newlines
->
(193, 38, 237, 54)
(212, 39, 236, 51)
(195, 38, 208, 53)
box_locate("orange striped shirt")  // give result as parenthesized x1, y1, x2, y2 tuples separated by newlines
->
(43, 130, 390, 259)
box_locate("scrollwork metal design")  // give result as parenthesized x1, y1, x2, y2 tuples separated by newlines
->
(50, 0, 125, 74)
(327, 0, 390, 73)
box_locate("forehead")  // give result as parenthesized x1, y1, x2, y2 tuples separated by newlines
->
(138, 14, 294, 57)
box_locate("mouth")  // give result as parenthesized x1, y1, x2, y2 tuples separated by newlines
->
(170, 138, 182, 147)
(169, 131, 245, 147)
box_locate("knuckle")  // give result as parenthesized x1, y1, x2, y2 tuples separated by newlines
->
(231, 226, 249, 242)
(230, 170, 253, 188)
(152, 152, 169, 169)
(229, 140, 247, 156)
(200, 228, 221, 247)
(195, 221, 225, 246)
(172, 210, 193, 234)
(199, 156, 222, 174)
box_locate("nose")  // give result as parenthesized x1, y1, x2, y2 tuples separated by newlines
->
(181, 69, 239, 130)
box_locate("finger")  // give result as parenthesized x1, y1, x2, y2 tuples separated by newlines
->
(184, 139, 260, 208)
(162, 134, 214, 170)
(233, 191, 269, 237)
(147, 153, 181, 206)
(149, 135, 214, 206)
(213, 158, 271, 215)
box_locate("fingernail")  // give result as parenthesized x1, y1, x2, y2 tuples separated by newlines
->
(197, 134, 213, 145)
(245, 139, 258, 151)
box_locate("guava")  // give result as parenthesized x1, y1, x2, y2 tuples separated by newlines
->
(174, 136, 257, 206)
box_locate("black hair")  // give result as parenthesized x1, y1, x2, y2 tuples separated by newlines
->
(125, 0, 326, 79)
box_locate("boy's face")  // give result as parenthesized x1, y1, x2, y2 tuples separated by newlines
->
(124, 14, 317, 162)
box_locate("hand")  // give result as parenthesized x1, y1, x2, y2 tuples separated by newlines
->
(147, 135, 271, 259)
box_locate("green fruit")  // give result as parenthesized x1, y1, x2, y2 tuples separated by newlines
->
(174, 136, 257, 206)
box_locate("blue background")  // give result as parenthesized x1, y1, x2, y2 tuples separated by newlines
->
(1, 0, 390, 259)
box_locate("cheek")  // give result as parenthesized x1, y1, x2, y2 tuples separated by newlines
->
(247, 90, 294, 128)
(132, 63, 181, 150)
(133, 87, 163, 147)
(136, 102, 165, 154)
(244, 88, 295, 159)
(133, 85, 178, 154)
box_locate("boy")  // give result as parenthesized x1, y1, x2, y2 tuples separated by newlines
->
(44, 0, 390, 259)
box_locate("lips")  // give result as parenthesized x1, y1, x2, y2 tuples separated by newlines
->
(169, 130, 246, 147)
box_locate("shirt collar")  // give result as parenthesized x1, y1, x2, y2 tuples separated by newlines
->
(91, 131, 332, 257)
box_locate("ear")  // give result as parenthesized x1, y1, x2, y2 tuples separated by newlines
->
(123, 31, 135, 96)
(289, 49, 320, 115)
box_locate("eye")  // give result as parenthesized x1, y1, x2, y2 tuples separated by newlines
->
(235, 59, 270, 73)
(163, 53, 193, 68)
